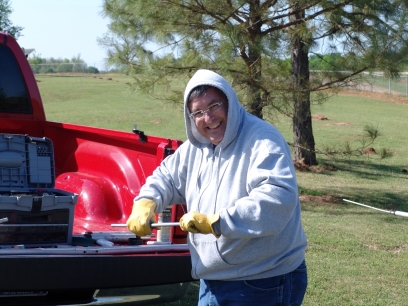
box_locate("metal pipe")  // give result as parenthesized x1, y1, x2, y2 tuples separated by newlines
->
(111, 222, 180, 228)
(343, 199, 408, 218)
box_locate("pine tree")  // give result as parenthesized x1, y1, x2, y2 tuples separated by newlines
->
(100, 0, 408, 165)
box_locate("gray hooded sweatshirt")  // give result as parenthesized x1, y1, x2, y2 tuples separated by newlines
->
(135, 69, 307, 281)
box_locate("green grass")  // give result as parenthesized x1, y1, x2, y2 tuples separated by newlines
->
(37, 74, 186, 140)
(302, 204, 408, 305)
(272, 94, 408, 213)
(36, 74, 408, 305)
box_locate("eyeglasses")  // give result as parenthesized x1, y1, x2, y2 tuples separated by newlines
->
(189, 102, 224, 120)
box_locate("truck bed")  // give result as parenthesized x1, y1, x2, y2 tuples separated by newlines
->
(0, 31, 193, 305)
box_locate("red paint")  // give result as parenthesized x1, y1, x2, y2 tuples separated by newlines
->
(0, 31, 186, 243)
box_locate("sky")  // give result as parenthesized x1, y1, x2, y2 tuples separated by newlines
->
(10, 0, 110, 70)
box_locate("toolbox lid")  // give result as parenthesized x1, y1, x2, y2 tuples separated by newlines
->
(0, 134, 55, 189)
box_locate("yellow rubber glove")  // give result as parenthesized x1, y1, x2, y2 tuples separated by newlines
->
(126, 199, 157, 236)
(180, 212, 220, 237)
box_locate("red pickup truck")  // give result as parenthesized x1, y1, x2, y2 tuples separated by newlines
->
(0, 31, 193, 305)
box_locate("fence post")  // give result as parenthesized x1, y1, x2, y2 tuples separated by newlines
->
(388, 77, 391, 94)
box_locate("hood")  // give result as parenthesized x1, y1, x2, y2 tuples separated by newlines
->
(183, 69, 245, 148)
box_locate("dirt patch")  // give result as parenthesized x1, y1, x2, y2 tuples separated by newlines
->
(309, 164, 338, 172)
(363, 243, 408, 254)
(362, 147, 376, 155)
(149, 119, 162, 124)
(311, 112, 352, 126)
(299, 194, 341, 204)
(294, 159, 337, 172)
(312, 114, 328, 120)
(322, 122, 351, 127)
(293, 159, 311, 171)
(338, 88, 408, 105)
(390, 244, 408, 254)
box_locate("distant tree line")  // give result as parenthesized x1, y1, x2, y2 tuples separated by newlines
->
(28, 54, 100, 74)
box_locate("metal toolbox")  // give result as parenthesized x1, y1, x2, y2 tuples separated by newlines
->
(0, 134, 78, 246)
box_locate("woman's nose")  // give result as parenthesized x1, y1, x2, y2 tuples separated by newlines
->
(203, 111, 215, 121)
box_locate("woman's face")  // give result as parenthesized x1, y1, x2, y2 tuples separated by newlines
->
(188, 87, 228, 145)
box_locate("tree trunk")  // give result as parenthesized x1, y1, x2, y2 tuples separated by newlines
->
(291, 9, 317, 166)
(246, 0, 263, 119)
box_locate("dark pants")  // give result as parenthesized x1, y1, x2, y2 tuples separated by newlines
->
(198, 260, 307, 306)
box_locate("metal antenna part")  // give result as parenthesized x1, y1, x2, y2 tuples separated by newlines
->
(343, 199, 408, 218)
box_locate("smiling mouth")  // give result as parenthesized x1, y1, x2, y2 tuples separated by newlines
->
(208, 122, 221, 130)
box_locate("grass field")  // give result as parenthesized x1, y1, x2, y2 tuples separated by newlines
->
(37, 74, 186, 140)
(36, 74, 408, 305)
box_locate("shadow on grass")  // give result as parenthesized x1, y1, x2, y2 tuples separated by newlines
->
(299, 157, 408, 212)
(301, 191, 408, 219)
(332, 158, 408, 182)
(302, 202, 408, 228)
